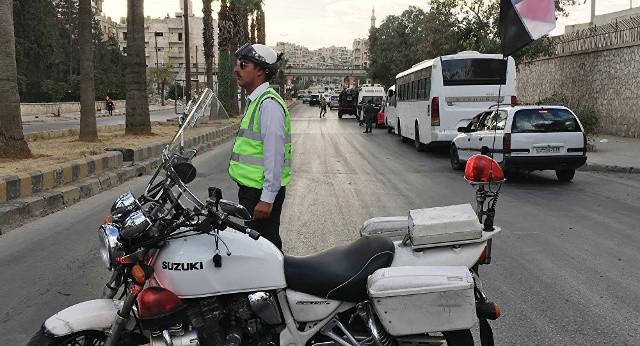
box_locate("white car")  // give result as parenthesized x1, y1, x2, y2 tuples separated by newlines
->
(450, 105, 587, 181)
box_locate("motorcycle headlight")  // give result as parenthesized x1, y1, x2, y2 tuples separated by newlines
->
(99, 224, 121, 270)
(111, 192, 141, 221)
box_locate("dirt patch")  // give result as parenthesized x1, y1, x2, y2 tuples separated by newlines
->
(0, 119, 237, 176)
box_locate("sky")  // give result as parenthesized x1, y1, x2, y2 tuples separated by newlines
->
(102, 0, 639, 50)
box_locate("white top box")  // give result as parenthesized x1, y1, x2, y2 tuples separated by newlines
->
(409, 204, 482, 248)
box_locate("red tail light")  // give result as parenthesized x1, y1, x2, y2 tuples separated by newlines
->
(431, 97, 440, 126)
(510, 96, 517, 106)
(137, 287, 183, 317)
(503, 133, 511, 152)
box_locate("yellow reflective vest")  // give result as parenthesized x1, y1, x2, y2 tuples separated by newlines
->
(229, 88, 291, 189)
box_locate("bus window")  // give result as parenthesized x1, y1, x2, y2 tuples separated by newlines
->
(442, 59, 507, 86)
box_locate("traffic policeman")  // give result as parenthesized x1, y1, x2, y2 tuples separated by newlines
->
(229, 43, 291, 251)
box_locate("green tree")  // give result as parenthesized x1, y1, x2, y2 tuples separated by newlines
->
(125, 0, 151, 135)
(13, 0, 66, 102)
(0, 0, 31, 158)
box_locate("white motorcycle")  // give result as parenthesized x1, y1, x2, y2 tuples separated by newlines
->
(29, 89, 504, 346)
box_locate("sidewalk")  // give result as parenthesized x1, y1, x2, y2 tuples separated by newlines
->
(582, 135, 640, 173)
(20, 103, 177, 124)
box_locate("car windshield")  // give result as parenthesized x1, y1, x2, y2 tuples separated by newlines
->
(479, 110, 507, 131)
(310, 95, 319, 99)
(511, 108, 582, 133)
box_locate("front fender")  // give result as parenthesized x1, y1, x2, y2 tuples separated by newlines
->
(43, 299, 133, 336)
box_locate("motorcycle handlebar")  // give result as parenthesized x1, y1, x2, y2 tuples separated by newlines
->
(223, 218, 261, 240)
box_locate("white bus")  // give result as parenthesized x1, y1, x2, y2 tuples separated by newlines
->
(393, 52, 516, 151)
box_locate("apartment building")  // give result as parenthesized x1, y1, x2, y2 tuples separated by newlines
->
(115, 12, 218, 89)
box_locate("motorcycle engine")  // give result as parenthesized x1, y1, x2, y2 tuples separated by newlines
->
(184, 291, 282, 345)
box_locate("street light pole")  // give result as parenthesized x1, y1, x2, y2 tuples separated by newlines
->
(154, 32, 160, 96)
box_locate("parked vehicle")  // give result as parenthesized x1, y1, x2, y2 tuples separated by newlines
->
(30, 89, 503, 346)
(328, 95, 339, 110)
(395, 51, 517, 152)
(375, 104, 386, 128)
(357, 84, 386, 121)
(450, 104, 587, 181)
(384, 85, 397, 132)
(338, 87, 358, 118)
(308, 94, 320, 106)
(302, 95, 311, 104)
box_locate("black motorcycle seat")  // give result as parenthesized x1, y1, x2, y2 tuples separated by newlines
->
(284, 235, 395, 302)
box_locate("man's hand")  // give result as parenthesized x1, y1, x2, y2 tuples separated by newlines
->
(253, 200, 274, 220)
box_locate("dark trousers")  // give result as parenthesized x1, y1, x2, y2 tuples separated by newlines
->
(365, 114, 373, 132)
(237, 185, 286, 251)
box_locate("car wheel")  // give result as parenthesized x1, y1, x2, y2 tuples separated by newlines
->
(415, 123, 426, 152)
(556, 169, 575, 182)
(450, 145, 464, 170)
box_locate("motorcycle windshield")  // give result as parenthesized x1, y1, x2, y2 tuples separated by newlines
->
(167, 88, 222, 156)
(147, 88, 230, 208)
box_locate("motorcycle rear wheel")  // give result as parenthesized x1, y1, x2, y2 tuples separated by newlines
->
(28, 328, 107, 346)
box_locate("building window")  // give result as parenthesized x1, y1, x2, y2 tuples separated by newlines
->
(178, 33, 183, 41)
(122, 32, 127, 41)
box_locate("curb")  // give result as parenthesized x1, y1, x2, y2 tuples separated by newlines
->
(0, 121, 240, 234)
(579, 162, 639, 174)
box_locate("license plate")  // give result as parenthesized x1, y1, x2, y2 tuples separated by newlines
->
(536, 147, 560, 153)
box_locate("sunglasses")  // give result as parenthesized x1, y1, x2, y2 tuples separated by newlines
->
(238, 60, 252, 69)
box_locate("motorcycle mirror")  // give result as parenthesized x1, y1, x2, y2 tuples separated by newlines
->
(219, 199, 252, 220)
(172, 161, 197, 184)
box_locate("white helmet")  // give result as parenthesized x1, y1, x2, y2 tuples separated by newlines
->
(235, 43, 282, 80)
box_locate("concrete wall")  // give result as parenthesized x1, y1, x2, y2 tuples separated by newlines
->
(20, 100, 126, 116)
(517, 45, 640, 138)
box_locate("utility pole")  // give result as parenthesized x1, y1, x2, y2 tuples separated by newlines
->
(196, 45, 199, 95)
(154, 32, 160, 96)
(183, 0, 191, 101)
(591, 0, 596, 24)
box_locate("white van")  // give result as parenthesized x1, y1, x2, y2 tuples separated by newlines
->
(357, 84, 386, 120)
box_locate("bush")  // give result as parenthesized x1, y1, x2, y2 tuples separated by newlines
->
(538, 93, 601, 136)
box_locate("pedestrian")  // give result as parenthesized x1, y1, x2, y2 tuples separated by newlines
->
(319, 97, 327, 118)
(363, 99, 376, 133)
(106, 96, 114, 116)
(358, 99, 365, 126)
(230, 43, 290, 251)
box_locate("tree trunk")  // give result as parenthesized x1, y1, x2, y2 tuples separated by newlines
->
(78, 0, 97, 141)
(203, 0, 214, 90)
(0, 0, 31, 158)
(256, 10, 265, 44)
(183, 0, 191, 101)
(125, 0, 151, 135)
(217, 1, 233, 114)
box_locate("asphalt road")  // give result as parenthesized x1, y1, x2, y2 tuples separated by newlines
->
(2, 102, 639, 344)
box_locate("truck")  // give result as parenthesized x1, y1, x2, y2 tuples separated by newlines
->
(337, 88, 358, 119)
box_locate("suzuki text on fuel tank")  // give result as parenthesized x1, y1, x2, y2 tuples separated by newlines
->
(30, 88, 504, 346)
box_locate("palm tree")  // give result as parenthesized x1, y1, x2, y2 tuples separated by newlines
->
(78, 0, 97, 141)
(203, 0, 214, 91)
(217, 0, 233, 113)
(0, 0, 31, 158)
(125, 0, 151, 135)
(256, 9, 265, 44)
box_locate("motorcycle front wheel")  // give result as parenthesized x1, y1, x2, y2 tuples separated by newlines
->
(28, 328, 107, 346)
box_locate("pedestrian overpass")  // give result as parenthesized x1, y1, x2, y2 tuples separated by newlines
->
(284, 67, 367, 78)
